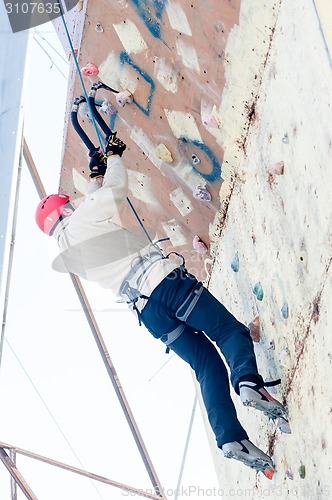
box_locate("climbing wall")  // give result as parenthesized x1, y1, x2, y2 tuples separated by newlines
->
(58, 0, 332, 497)
(195, 0, 332, 497)
(59, 0, 246, 280)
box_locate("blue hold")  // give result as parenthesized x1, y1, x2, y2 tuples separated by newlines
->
(231, 253, 239, 272)
(281, 303, 289, 319)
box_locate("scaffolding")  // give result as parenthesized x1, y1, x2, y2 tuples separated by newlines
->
(0, 139, 167, 499)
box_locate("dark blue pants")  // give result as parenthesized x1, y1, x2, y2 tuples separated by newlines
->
(140, 268, 263, 447)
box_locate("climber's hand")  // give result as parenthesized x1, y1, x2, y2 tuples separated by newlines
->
(88, 150, 107, 178)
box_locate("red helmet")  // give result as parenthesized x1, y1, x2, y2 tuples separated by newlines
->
(35, 194, 70, 235)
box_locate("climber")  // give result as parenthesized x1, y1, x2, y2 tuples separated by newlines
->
(35, 82, 288, 476)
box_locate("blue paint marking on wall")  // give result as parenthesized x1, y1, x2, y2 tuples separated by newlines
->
(119, 52, 155, 116)
(179, 138, 222, 182)
(130, 0, 166, 39)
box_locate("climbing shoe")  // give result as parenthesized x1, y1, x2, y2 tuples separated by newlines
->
(239, 380, 286, 419)
(222, 439, 274, 474)
(105, 132, 126, 157)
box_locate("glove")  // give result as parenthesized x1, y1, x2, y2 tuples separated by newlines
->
(105, 132, 127, 157)
(88, 150, 107, 178)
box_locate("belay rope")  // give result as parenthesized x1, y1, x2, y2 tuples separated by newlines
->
(57, 0, 166, 252)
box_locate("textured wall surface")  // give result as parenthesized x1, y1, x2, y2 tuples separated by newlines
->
(201, 1, 332, 496)
(59, 0, 249, 280)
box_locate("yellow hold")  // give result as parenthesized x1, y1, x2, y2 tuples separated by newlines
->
(156, 143, 173, 163)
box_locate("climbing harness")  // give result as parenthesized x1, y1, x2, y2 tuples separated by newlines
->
(119, 250, 165, 303)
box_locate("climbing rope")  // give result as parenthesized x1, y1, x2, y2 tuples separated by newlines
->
(57, 1, 105, 151)
(57, 0, 165, 250)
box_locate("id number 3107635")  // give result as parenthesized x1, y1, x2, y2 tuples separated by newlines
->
(5, 2, 60, 14)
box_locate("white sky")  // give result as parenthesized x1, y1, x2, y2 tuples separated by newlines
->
(0, 23, 219, 499)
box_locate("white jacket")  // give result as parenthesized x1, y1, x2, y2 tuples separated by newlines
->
(53, 156, 182, 304)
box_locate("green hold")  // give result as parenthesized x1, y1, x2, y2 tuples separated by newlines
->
(253, 282, 264, 301)
(299, 464, 306, 479)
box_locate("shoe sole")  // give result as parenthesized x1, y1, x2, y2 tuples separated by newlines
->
(242, 399, 286, 419)
(224, 450, 274, 472)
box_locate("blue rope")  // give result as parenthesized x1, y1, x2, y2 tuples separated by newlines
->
(57, 1, 167, 248)
(125, 196, 153, 245)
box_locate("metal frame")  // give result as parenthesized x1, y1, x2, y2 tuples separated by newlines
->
(0, 443, 162, 500)
(0, 138, 166, 499)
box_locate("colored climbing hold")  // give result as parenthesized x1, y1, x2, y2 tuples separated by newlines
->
(156, 143, 173, 163)
(202, 105, 220, 128)
(116, 90, 133, 107)
(281, 303, 289, 319)
(99, 100, 117, 116)
(193, 185, 211, 202)
(279, 347, 291, 370)
(268, 161, 284, 175)
(202, 113, 219, 128)
(231, 253, 239, 272)
(192, 154, 200, 165)
(248, 316, 260, 343)
(78, 102, 91, 120)
(263, 469, 274, 480)
(282, 133, 289, 144)
(278, 418, 291, 434)
(95, 23, 104, 32)
(81, 63, 99, 76)
(285, 469, 294, 480)
(76, 0, 83, 12)
(253, 282, 264, 301)
(299, 464, 306, 479)
(193, 235, 209, 255)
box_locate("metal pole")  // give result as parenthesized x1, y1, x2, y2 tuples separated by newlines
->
(0, 447, 37, 500)
(23, 138, 165, 498)
(0, 443, 162, 500)
(0, 142, 23, 372)
(22, 138, 46, 198)
(9, 449, 18, 500)
(69, 275, 164, 496)
(174, 395, 197, 500)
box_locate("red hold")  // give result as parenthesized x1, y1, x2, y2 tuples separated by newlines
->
(193, 235, 209, 255)
(81, 63, 99, 76)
